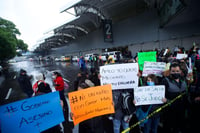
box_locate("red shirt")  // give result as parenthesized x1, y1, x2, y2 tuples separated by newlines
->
(53, 76, 64, 91)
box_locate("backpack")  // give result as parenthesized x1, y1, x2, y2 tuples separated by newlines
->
(64, 81, 69, 93)
(33, 80, 52, 94)
(121, 92, 136, 115)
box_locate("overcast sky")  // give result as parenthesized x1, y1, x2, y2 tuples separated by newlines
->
(0, 0, 77, 50)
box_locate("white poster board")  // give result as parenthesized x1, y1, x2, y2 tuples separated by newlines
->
(134, 85, 165, 106)
(100, 63, 139, 90)
(176, 53, 188, 59)
(142, 62, 166, 77)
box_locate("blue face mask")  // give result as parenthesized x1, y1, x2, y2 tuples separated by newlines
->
(147, 81, 155, 86)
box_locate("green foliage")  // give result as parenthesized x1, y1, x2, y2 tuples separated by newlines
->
(0, 17, 27, 61)
(17, 39, 28, 51)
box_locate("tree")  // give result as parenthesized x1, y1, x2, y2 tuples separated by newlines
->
(17, 39, 28, 51)
(0, 17, 21, 61)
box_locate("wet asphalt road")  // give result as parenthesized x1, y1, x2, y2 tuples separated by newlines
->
(0, 60, 82, 106)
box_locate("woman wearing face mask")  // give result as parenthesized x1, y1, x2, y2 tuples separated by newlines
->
(161, 62, 188, 133)
(52, 71, 74, 133)
(135, 74, 166, 133)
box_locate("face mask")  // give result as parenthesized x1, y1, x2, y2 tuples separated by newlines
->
(147, 81, 155, 86)
(52, 75, 56, 79)
(171, 73, 181, 79)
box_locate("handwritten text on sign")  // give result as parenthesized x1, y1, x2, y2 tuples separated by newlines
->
(134, 85, 165, 106)
(138, 51, 157, 71)
(100, 63, 139, 90)
(0, 92, 64, 133)
(68, 84, 114, 125)
(142, 62, 166, 77)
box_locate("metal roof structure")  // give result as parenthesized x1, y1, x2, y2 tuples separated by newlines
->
(34, 0, 160, 52)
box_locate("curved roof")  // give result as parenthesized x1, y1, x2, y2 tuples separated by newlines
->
(35, 0, 158, 51)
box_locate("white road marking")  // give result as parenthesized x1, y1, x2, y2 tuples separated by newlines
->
(13, 75, 16, 79)
(5, 88, 12, 99)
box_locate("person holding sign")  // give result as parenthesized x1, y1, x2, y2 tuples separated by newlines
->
(76, 78, 104, 133)
(161, 62, 188, 133)
(33, 73, 62, 133)
(134, 74, 166, 133)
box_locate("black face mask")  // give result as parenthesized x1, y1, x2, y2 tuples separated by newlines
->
(171, 73, 181, 79)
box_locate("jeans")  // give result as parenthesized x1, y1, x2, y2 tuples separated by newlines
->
(113, 118, 129, 133)
(143, 117, 160, 133)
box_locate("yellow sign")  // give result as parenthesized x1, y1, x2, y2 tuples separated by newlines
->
(68, 84, 115, 125)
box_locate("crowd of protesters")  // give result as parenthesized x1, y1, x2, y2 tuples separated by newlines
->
(16, 43, 200, 133)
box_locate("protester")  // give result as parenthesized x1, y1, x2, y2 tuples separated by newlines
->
(89, 68, 100, 86)
(73, 71, 89, 91)
(33, 73, 62, 133)
(76, 77, 104, 133)
(105, 56, 115, 65)
(32, 73, 52, 95)
(161, 62, 188, 133)
(78, 56, 86, 72)
(135, 74, 167, 133)
(17, 69, 34, 97)
(112, 89, 134, 133)
(52, 71, 74, 133)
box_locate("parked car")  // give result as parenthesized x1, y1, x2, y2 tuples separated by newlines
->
(72, 56, 79, 62)
(100, 53, 109, 61)
(55, 57, 62, 61)
(101, 51, 123, 61)
(61, 56, 71, 62)
(84, 53, 99, 62)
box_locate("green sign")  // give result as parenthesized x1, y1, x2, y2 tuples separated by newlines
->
(138, 51, 157, 71)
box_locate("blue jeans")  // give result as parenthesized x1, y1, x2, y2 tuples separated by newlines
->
(113, 118, 129, 133)
(143, 117, 160, 133)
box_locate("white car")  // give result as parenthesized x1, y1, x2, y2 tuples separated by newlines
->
(101, 51, 123, 61)
(72, 56, 79, 62)
(55, 57, 61, 61)
(84, 53, 99, 61)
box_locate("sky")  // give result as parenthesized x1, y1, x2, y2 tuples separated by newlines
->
(0, 0, 78, 51)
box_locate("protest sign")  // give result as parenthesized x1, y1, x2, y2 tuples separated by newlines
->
(0, 92, 64, 133)
(142, 62, 166, 77)
(100, 63, 138, 90)
(138, 51, 157, 71)
(176, 53, 188, 59)
(134, 85, 165, 106)
(68, 84, 114, 125)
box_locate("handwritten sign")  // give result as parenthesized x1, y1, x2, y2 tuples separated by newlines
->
(100, 63, 138, 90)
(138, 51, 157, 70)
(134, 85, 165, 106)
(176, 53, 188, 59)
(0, 92, 64, 133)
(142, 62, 166, 77)
(68, 84, 114, 125)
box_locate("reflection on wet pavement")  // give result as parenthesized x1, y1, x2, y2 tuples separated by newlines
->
(0, 60, 81, 105)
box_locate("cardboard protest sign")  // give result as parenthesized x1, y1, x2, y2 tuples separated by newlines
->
(176, 53, 188, 59)
(0, 92, 64, 133)
(100, 63, 138, 90)
(142, 62, 166, 77)
(138, 51, 157, 71)
(134, 85, 165, 106)
(68, 84, 114, 125)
